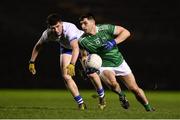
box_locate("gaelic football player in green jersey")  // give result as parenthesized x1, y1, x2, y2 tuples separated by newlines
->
(78, 13, 154, 111)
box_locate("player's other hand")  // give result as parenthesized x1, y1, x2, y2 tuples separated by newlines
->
(29, 61, 36, 75)
(67, 63, 75, 76)
(102, 39, 116, 50)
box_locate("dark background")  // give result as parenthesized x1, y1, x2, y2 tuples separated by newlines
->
(0, 0, 179, 90)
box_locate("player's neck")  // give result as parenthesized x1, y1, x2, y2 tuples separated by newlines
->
(90, 25, 97, 35)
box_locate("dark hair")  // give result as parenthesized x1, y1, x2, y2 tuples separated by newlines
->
(46, 13, 62, 26)
(79, 13, 95, 21)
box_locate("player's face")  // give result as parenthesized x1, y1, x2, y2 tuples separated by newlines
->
(80, 18, 94, 34)
(50, 22, 63, 36)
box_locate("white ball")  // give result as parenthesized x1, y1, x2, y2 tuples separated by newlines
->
(86, 54, 102, 69)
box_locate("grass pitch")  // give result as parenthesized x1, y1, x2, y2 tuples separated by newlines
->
(0, 89, 180, 119)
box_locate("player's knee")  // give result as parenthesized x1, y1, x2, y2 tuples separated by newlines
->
(63, 75, 74, 85)
(87, 72, 97, 79)
(103, 70, 115, 76)
(62, 74, 71, 81)
(111, 81, 119, 88)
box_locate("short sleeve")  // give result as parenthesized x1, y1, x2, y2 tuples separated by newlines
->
(99, 24, 115, 34)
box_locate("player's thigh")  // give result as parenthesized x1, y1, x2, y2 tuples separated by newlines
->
(60, 53, 72, 70)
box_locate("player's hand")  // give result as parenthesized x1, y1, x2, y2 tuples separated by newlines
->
(102, 39, 116, 50)
(67, 63, 75, 76)
(29, 61, 36, 75)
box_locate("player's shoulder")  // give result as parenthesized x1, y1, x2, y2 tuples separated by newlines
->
(39, 29, 52, 42)
(44, 28, 55, 36)
(42, 28, 57, 40)
(62, 21, 81, 33)
(97, 24, 116, 34)
(79, 33, 88, 42)
(41, 29, 49, 38)
(63, 22, 76, 28)
(97, 24, 114, 31)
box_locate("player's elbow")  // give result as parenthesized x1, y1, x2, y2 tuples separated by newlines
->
(125, 29, 131, 38)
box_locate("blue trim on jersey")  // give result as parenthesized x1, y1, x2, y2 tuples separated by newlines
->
(69, 37, 78, 42)
(60, 48, 72, 54)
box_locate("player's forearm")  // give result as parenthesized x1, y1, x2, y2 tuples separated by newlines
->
(30, 48, 38, 62)
(30, 44, 41, 62)
(70, 47, 79, 65)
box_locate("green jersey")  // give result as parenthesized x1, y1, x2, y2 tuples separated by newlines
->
(79, 24, 124, 67)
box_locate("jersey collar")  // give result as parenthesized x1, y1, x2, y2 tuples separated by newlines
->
(96, 26, 99, 33)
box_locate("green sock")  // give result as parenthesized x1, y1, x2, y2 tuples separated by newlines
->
(144, 104, 152, 111)
(119, 91, 125, 97)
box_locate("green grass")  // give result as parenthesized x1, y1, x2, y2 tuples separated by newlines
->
(0, 89, 180, 119)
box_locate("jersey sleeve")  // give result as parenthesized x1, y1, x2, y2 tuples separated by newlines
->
(106, 24, 115, 34)
(38, 30, 49, 43)
(99, 24, 115, 35)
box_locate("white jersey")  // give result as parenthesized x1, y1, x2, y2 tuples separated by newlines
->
(39, 22, 84, 49)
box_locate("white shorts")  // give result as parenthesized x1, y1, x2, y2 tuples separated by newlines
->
(99, 60, 132, 76)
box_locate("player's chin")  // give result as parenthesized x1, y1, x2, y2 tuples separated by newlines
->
(83, 29, 88, 33)
(57, 32, 61, 36)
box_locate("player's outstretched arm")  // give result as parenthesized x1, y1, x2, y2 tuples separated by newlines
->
(29, 40, 43, 75)
(102, 26, 130, 51)
(113, 26, 130, 44)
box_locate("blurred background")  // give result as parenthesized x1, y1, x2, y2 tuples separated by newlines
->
(0, 0, 179, 90)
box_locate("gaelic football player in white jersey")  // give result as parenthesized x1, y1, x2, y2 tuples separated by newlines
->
(28, 13, 86, 110)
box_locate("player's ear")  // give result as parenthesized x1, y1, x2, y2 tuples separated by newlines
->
(91, 19, 95, 24)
